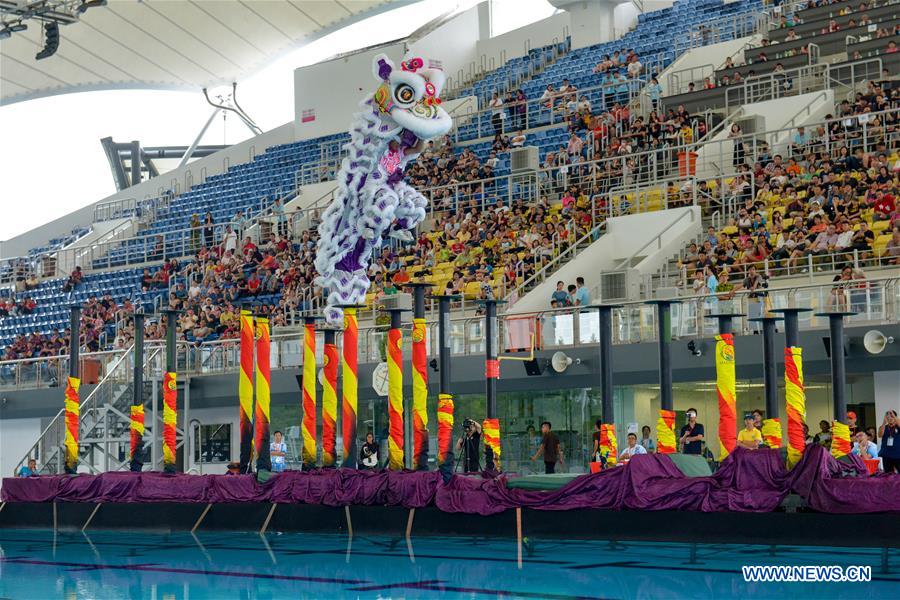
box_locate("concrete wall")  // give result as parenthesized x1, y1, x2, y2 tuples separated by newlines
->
(511, 206, 701, 312)
(408, 6, 480, 89)
(0, 416, 41, 483)
(475, 11, 571, 66)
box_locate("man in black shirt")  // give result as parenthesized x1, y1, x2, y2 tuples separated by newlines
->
(531, 421, 564, 473)
(679, 408, 705, 455)
(456, 419, 482, 472)
(359, 432, 379, 470)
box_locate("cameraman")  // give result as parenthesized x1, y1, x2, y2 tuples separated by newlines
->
(456, 418, 482, 473)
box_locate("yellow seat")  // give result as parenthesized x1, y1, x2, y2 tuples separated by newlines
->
(872, 220, 890, 234)
(463, 281, 481, 299)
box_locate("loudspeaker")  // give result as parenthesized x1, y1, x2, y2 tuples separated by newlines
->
(523, 358, 543, 376)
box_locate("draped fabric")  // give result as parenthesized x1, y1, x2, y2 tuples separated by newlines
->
(599, 424, 617, 467)
(831, 421, 852, 459)
(762, 418, 782, 449)
(238, 310, 255, 472)
(254, 317, 272, 472)
(322, 337, 339, 467)
(64, 376, 80, 472)
(341, 308, 359, 468)
(6, 446, 897, 515)
(657, 409, 676, 454)
(715, 334, 737, 461)
(387, 326, 404, 470)
(437, 393, 454, 464)
(301, 323, 317, 468)
(411, 317, 429, 470)
(129, 405, 144, 462)
(785, 346, 807, 468)
(482, 418, 501, 470)
(162, 372, 177, 467)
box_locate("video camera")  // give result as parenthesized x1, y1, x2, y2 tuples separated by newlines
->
(463, 418, 476, 431)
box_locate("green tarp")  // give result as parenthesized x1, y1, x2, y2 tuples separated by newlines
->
(504, 454, 713, 491)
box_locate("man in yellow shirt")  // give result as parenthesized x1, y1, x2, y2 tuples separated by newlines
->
(738, 413, 763, 450)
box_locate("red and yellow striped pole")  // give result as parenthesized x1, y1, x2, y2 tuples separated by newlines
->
(387, 309, 405, 471)
(412, 317, 429, 469)
(831, 421, 851, 458)
(238, 309, 255, 472)
(341, 307, 360, 468)
(162, 310, 178, 473)
(762, 418, 782, 448)
(715, 333, 737, 460)
(129, 405, 144, 463)
(785, 346, 807, 467)
(162, 371, 177, 469)
(657, 409, 676, 454)
(322, 329, 338, 467)
(301, 318, 318, 468)
(254, 315, 272, 472)
(482, 418, 501, 470)
(64, 376, 80, 473)
(599, 424, 617, 466)
(437, 394, 454, 464)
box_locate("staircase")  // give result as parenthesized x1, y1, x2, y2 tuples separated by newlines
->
(17, 344, 164, 475)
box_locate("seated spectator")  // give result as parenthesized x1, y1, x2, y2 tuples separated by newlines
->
(17, 458, 39, 477)
(619, 432, 648, 462)
(852, 430, 878, 460)
(62, 266, 83, 293)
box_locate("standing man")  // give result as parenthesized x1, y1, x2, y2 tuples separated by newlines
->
(359, 432, 380, 470)
(455, 419, 482, 473)
(847, 411, 859, 435)
(531, 421, 564, 473)
(679, 408, 705, 455)
(738, 414, 763, 450)
(270, 431, 287, 472)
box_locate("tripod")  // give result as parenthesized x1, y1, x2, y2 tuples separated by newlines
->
(455, 433, 480, 473)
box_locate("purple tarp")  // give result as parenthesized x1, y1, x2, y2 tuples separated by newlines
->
(3, 446, 898, 514)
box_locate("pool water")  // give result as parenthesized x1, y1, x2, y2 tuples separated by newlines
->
(0, 529, 896, 599)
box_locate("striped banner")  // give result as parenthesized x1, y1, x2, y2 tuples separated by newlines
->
(302, 323, 317, 468)
(657, 409, 676, 454)
(411, 317, 429, 469)
(162, 371, 177, 468)
(387, 326, 404, 470)
(322, 336, 338, 467)
(785, 346, 807, 468)
(716, 333, 737, 461)
(762, 418, 782, 448)
(238, 310, 255, 471)
(64, 376, 80, 472)
(342, 309, 359, 468)
(600, 424, 617, 466)
(482, 418, 501, 470)
(129, 404, 144, 462)
(437, 393, 454, 464)
(831, 421, 851, 459)
(254, 317, 272, 472)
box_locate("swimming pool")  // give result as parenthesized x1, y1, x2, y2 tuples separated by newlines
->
(0, 530, 895, 599)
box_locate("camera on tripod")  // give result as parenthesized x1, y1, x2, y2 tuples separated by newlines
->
(463, 418, 476, 431)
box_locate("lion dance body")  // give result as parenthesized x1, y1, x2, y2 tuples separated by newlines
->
(315, 54, 453, 325)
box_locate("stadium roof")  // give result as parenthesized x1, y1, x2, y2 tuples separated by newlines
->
(0, 0, 411, 105)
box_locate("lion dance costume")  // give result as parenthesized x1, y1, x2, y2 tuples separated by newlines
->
(315, 54, 453, 325)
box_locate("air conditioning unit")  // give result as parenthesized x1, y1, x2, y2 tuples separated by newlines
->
(734, 114, 765, 136)
(599, 269, 642, 301)
(378, 292, 412, 312)
(509, 146, 539, 173)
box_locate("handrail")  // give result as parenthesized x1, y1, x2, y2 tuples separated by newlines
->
(613, 208, 696, 271)
(13, 343, 139, 474)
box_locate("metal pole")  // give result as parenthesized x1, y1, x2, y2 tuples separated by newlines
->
(647, 300, 679, 411)
(772, 307, 812, 348)
(484, 299, 499, 419)
(750, 317, 780, 418)
(433, 295, 458, 469)
(69, 305, 81, 380)
(592, 305, 621, 422)
(165, 310, 177, 373)
(815, 311, 855, 422)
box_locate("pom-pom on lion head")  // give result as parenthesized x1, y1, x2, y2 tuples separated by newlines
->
(371, 53, 452, 140)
